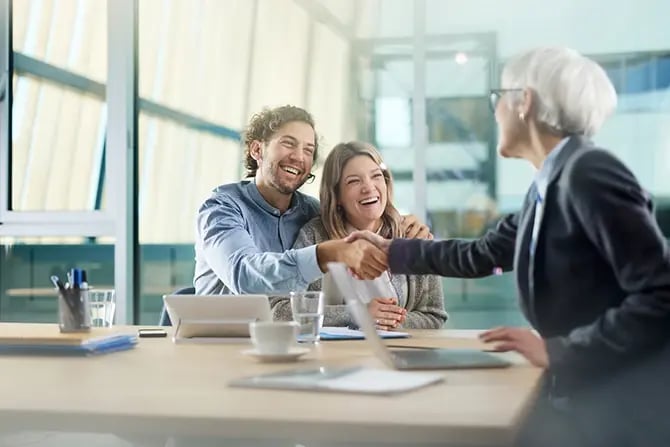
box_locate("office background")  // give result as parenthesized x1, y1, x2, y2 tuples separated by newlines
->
(0, 0, 668, 326)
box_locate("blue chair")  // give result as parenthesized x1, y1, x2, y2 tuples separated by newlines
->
(159, 286, 195, 326)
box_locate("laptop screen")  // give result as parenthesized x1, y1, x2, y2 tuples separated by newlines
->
(327, 262, 397, 368)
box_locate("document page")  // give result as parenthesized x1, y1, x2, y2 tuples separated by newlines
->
(321, 368, 443, 394)
(230, 366, 444, 395)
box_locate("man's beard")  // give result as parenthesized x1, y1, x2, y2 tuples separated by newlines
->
(265, 164, 308, 195)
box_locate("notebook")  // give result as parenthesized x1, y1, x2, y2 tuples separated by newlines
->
(0, 323, 138, 356)
(320, 326, 409, 341)
(229, 366, 444, 395)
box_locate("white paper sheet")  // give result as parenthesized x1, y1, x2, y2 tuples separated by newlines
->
(321, 368, 444, 393)
(230, 367, 444, 395)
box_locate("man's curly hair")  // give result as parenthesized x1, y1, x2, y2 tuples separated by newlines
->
(243, 105, 319, 178)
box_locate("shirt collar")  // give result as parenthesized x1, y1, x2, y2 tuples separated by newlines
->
(244, 180, 301, 216)
(534, 136, 570, 201)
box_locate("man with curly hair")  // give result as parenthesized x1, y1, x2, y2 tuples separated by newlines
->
(194, 105, 428, 295)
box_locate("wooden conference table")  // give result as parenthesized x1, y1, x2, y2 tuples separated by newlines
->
(0, 324, 543, 447)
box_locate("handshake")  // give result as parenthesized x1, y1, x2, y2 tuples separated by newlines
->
(316, 217, 432, 280)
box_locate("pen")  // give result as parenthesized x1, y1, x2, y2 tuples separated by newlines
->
(50, 275, 66, 294)
(51, 275, 79, 318)
(71, 268, 82, 289)
(385, 345, 437, 350)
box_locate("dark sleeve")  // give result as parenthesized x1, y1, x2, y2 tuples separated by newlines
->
(545, 149, 670, 373)
(388, 213, 518, 278)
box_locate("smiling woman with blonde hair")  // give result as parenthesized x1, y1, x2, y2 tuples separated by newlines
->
(270, 141, 447, 330)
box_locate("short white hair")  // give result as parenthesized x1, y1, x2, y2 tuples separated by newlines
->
(501, 46, 617, 137)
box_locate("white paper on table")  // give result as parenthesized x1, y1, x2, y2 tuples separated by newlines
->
(230, 367, 444, 395)
(320, 368, 444, 394)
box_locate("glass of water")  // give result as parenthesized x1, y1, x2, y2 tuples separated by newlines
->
(290, 291, 325, 343)
(89, 289, 116, 328)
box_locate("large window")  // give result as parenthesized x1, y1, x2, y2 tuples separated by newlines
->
(135, 0, 354, 323)
(12, 0, 107, 212)
(353, 0, 670, 328)
(2, 0, 669, 329)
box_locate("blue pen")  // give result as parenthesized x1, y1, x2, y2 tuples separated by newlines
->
(71, 268, 82, 289)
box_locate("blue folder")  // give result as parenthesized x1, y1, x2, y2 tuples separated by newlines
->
(0, 334, 138, 356)
(319, 327, 410, 341)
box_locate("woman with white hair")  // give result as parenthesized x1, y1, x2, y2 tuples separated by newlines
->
(349, 46, 670, 446)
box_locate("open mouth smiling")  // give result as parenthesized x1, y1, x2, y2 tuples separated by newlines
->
(358, 196, 380, 205)
(281, 165, 302, 176)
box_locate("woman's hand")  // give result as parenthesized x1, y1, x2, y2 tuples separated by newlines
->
(367, 298, 406, 330)
(401, 215, 433, 240)
(479, 327, 549, 367)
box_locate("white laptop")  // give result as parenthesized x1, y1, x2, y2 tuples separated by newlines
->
(328, 263, 511, 370)
(322, 270, 396, 305)
(163, 294, 272, 343)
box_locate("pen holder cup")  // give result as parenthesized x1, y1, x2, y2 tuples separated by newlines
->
(58, 288, 91, 333)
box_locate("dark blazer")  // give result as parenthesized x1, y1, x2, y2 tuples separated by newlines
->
(389, 136, 670, 394)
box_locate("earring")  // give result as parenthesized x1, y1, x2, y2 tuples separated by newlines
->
(519, 112, 526, 122)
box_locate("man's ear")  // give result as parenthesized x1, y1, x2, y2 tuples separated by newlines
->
(249, 140, 263, 162)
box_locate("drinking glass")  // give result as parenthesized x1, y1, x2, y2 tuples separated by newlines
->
(290, 291, 324, 343)
(89, 289, 116, 328)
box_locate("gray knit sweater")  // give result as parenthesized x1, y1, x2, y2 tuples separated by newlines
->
(269, 217, 448, 329)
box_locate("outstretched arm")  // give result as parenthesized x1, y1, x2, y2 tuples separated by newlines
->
(198, 197, 322, 294)
(348, 213, 518, 278)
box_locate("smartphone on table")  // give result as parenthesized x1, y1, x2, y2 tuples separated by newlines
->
(138, 328, 168, 338)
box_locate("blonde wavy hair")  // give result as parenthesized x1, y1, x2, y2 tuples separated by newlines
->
(320, 141, 402, 240)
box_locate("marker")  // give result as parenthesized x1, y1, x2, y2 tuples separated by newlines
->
(80, 269, 89, 289)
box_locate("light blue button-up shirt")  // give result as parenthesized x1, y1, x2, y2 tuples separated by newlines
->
(530, 136, 570, 255)
(193, 181, 323, 295)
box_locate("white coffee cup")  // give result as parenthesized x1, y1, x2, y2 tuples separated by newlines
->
(249, 321, 299, 355)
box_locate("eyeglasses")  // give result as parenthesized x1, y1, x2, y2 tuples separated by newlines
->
(488, 88, 523, 112)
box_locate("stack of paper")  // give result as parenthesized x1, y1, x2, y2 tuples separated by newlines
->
(319, 326, 409, 341)
(0, 324, 137, 356)
(230, 366, 444, 395)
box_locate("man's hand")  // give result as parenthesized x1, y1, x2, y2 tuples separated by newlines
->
(316, 239, 388, 279)
(479, 327, 549, 367)
(401, 214, 433, 240)
(345, 230, 391, 253)
(368, 298, 406, 330)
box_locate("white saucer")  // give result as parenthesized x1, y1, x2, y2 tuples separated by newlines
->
(242, 347, 310, 363)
